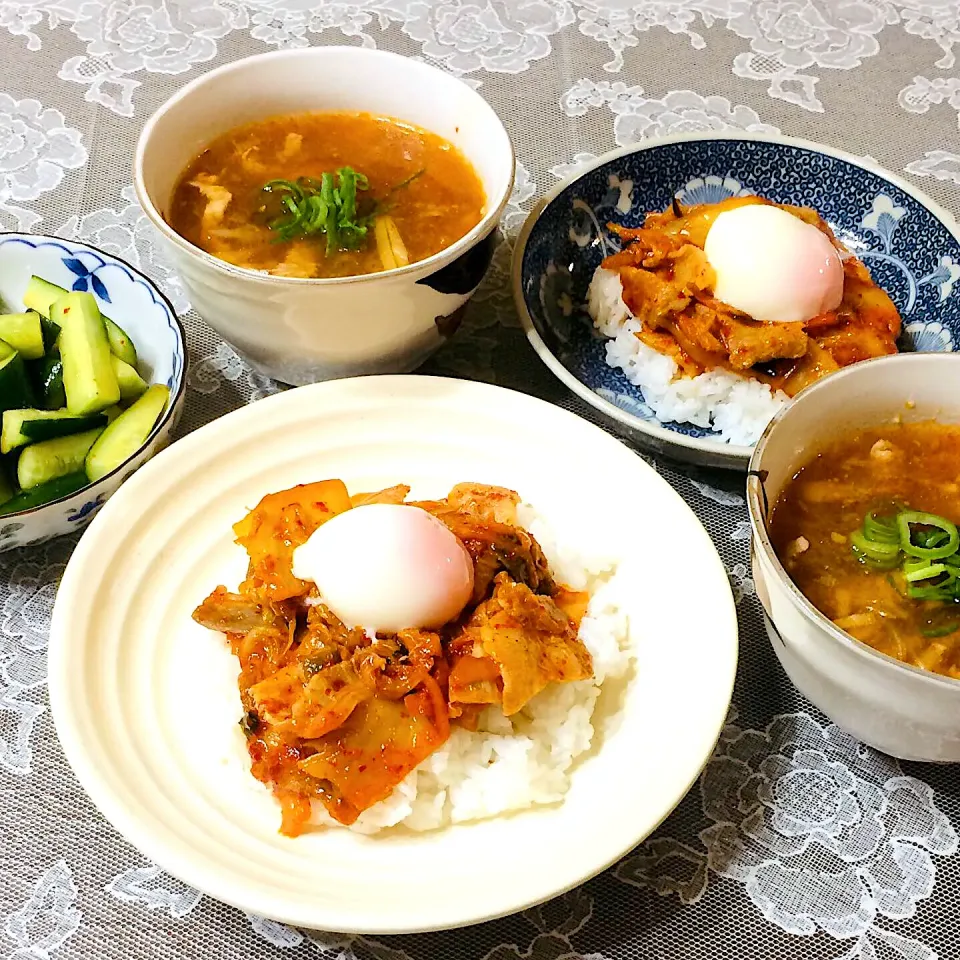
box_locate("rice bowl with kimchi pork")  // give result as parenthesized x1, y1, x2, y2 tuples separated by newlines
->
(192, 479, 632, 836)
(48, 375, 737, 933)
(586, 195, 902, 447)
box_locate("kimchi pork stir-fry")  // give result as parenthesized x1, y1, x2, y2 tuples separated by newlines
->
(192, 480, 594, 836)
(602, 196, 902, 397)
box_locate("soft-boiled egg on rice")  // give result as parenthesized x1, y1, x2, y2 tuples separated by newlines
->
(292, 503, 474, 632)
(704, 204, 844, 324)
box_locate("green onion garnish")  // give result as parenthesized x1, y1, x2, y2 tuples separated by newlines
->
(921, 621, 960, 639)
(897, 510, 959, 561)
(904, 559, 949, 583)
(851, 506, 960, 603)
(864, 512, 899, 544)
(259, 166, 422, 255)
(259, 168, 373, 253)
(851, 529, 901, 568)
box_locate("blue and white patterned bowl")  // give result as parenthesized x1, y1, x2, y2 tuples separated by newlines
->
(0, 233, 187, 550)
(512, 133, 960, 470)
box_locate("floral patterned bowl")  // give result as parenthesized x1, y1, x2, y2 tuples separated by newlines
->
(0, 233, 186, 550)
(512, 133, 960, 471)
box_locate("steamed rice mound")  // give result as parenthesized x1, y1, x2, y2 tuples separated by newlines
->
(587, 267, 788, 446)
(193, 480, 635, 837)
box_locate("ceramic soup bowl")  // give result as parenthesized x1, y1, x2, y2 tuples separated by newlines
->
(135, 47, 514, 386)
(748, 353, 960, 761)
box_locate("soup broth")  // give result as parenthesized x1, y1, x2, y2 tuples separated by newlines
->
(770, 421, 960, 679)
(168, 111, 486, 279)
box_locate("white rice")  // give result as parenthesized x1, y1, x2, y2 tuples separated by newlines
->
(311, 504, 631, 834)
(587, 267, 788, 446)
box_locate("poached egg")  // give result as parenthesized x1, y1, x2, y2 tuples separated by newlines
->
(703, 204, 844, 324)
(291, 503, 474, 633)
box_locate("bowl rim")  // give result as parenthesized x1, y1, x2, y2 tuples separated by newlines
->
(133, 46, 516, 288)
(511, 130, 960, 469)
(0, 231, 188, 520)
(746, 351, 960, 692)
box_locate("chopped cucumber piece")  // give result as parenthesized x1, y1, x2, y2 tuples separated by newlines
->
(0, 312, 44, 359)
(39, 316, 59, 353)
(22, 276, 64, 317)
(23, 415, 106, 441)
(0, 471, 88, 515)
(18, 427, 103, 489)
(30, 351, 65, 410)
(86, 384, 168, 482)
(104, 318, 137, 367)
(2, 408, 107, 453)
(1, 408, 41, 452)
(0, 341, 35, 414)
(111, 355, 148, 400)
(54, 293, 120, 416)
(20, 408, 110, 440)
(23, 276, 137, 365)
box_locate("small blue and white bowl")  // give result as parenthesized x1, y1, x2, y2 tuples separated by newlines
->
(0, 234, 186, 550)
(512, 133, 960, 470)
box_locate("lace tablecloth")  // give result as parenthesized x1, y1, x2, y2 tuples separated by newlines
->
(4, 6, 960, 959)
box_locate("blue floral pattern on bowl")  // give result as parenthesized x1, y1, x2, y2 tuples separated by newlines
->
(0, 233, 187, 549)
(516, 137, 960, 468)
(63, 255, 113, 301)
(67, 493, 107, 524)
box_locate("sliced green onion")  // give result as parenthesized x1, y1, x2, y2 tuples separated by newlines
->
(898, 511, 959, 561)
(904, 560, 949, 583)
(907, 576, 957, 599)
(848, 506, 960, 608)
(260, 167, 411, 255)
(921, 621, 960, 639)
(851, 529, 901, 567)
(319, 172, 339, 255)
(910, 529, 951, 555)
(864, 512, 899, 544)
(338, 167, 359, 224)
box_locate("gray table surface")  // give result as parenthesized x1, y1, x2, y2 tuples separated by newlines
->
(3, 5, 960, 958)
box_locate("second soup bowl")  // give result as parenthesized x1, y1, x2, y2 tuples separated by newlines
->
(135, 47, 514, 385)
(748, 353, 960, 762)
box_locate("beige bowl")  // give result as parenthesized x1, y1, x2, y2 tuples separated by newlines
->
(134, 47, 514, 385)
(747, 353, 960, 762)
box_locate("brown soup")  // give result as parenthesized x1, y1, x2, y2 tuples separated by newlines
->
(770, 421, 960, 679)
(168, 111, 486, 279)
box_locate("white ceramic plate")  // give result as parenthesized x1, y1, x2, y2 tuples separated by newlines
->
(48, 375, 737, 934)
